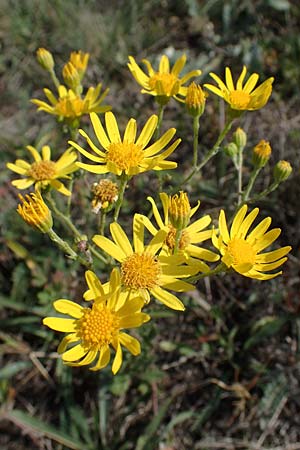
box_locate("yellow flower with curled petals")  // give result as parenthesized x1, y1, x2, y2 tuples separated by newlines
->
(43, 268, 149, 374)
(69, 50, 89, 80)
(31, 84, 111, 126)
(128, 54, 201, 104)
(93, 215, 201, 311)
(69, 112, 180, 177)
(204, 66, 274, 111)
(139, 193, 219, 272)
(212, 205, 291, 280)
(17, 191, 53, 233)
(7, 145, 78, 196)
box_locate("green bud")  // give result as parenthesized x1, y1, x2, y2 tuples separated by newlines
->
(224, 142, 239, 158)
(273, 160, 292, 183)
(233, 127, 247, 150)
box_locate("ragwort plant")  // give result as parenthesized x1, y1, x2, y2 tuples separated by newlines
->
(7, 49, 292, 375)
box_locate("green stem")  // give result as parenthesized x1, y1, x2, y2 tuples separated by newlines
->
(99, 210, 106, 235)
(46, 192, 107, 264)
(66, 177, 74, 217)
(237, 148, 243, 205)
(173, 229, 182, 254)
(49, 68, 60, 90)
(188, 263, 227, 284)
(113, 173, 128, 222)
(242, 167, 261, 202)
(192, 115, 200, 168)
(172, 119, 233, 193)
(47, 229, 91, 268)
(154, 103, 165, 140)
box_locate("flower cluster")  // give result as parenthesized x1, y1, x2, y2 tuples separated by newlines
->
(7, 49, 292, 374)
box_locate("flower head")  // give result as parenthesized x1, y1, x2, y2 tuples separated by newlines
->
(169, 191, 191, 230)
(204, 66, 274, 111)
(253, 139, 272, 167)
(17, 191, 53, 233)
(43, 269, 149, 374)
(273, 160, 292, 183)
(212, 205, 291, 280)
(128, 54, 201, 104)
(69, 112, 180, 177)
(62, 62, 81, 91)
(31, 84, 111, 127)
(69, 51, 89, 80)
(93, 215, 201, 310)
(185, 82, 206, 116)
(91, 179, 118, 213)
(139, 193, 219, 271)
(36, 48, 54, 71)
(7, 145, 78, 196)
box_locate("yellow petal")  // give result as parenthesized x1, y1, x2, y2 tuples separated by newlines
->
(225, 67, 235, 91)
(112, 340, 123, 374)
(90, 345, 110, 371)
(219, 210, 230, 243)
(119, 332, 141, 355)
(230, 205, 248, 238)
(90, 112, 111, 149)
(57, 333, 79, 353)
(43, 317, 77, 332)
(110, 222, 133, 256)
(256, 246, 291, 263)
(136, 115, 158, 148)
(105, 112, 121, 143)
(146, 229, 166, 255)
(151, 286, 185, 311)
(62, 343, 88, 362)
(84, 270, 105, 301)
(53, 299, 84, 318)
(93, 235, 126, 262)
(123, 118, 137, 143)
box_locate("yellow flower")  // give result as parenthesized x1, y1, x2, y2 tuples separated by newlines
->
(17, 191, 53, 233)
(36, 48, 54, 71)
(93, 215, 201, 311)
(62, 62, 81, 91)
(91, 179, 119, 213)
(31, 84, 111, 125)
(43, 269, 150, 374)
(7, 145, 78, 196)
(69, 50, 89, 80)
(139, 193, 219, 271)
(185, 82, 207, 116)
(253, 140, 272, 167)
(204, 66, 274, 111)
(212, 205, 291, 280)
(69, 112, 180, 176)
(128, 54, 201, 103)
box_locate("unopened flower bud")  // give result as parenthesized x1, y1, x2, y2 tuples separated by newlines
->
(17, 191, 53, 233)
(36, 48, 54, 71)
(62, 62, 81, 91)
(169, 191, 191, 230)
(253, 139, 272, 168)
(224, 142, 238, 158)
(185, 82, 206, 117)
(233, 127, 247, 150)
(91, 179, 118, 213)
(273, 160, 292, 183)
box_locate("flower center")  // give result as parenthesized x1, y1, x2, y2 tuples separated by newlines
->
(229, 90, 251, 110)
(121, 252, 161, 289)
(78, 303, 119, 346)
(165, 225, 190, 251)
(148, 72, 179, 96)
(28, 160, 56, 181)
(55, 97, 85, 118)
(107, 142, 144, 171)
(225, 238, 256, 270)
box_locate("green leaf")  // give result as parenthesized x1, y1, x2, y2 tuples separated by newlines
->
(0, 362, 32, 380)
(6, 409, 86, 450)
(244, 316, 288, 350)
(267, 0, 290, 10)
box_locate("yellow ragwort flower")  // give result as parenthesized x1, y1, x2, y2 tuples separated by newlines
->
(69, 112, 180, 176)
(253, 139, 272, 167)
(204, 66, 274, 111)
(185, 82, 207, 116)
(17, 191, 53, 233)
(93, 215, 201, 311)
(43, 269, 150, 374)
(91, 179, 119, 213)
(128, 54, 201, 103)
(36, 48, 54, 71)
(62, 62, 81, 91)
(139, 193, 219, 271)
(69, 50, 89, 80)
(31, 84, 111, 125)
(212, 205, 291, 280)
(7, 145, 78, 196)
